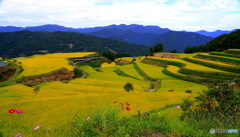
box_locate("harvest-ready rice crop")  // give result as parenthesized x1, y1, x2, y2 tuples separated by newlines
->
(15, 52, 94, 78)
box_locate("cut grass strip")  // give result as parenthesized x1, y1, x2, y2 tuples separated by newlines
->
(196, 53, 240, 66)
(114, 67, 141, 80)
(142, 57, 231, 83)
(118, 64, 143, 80)
(137, 62, 175, 80)
(133, 62, 156, 81)
(184, 57, 240, 73)
(148, 57, 224, 72)
(225, 49, 240, 54)
(210, 52, 240, 59)
(145, 57, 238, 78)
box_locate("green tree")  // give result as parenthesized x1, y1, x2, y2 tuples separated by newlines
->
(124, 82, 134, 92)
(132, 58, 136, 62)
(149, 47, 154, 53)
(102, 51, 116, 61)
(170, 49, 177, 53)
(153, 43, 163, 52)
(33, 87, 40, 96)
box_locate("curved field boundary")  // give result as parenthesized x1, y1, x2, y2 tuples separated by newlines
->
(224, 49, 240, 54)
(184, 57, 240, 73)
(143, 57, 239, 81)
(118, 64, 143, 80)
(16, 67, 70, 82)
(141, 58, 224, 83)
(114, 67, 141, 80)
(162, 67, 223, 83)
(210, 52, 240, 59)
(133, 62, 156, 81)
(167, 65, 185, 76)
(195, 54, 240, 66)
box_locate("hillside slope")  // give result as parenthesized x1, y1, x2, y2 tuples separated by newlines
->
(0, 31, 149, 57)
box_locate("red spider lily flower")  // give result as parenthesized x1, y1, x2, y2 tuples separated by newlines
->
(95, 126, 100, 129)
(126, 102, 130, 106)
(126, 107, 131, 111)
(113, 101, 118, 103)
(8, 109, 15, 114)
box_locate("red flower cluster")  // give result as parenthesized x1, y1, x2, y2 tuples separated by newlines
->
(8, 109, 23, 114)
(113, 101, 131, 111)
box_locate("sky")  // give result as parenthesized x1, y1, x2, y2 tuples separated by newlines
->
(0, 0, 239, 31)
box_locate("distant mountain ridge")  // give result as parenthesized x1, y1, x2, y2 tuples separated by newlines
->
(0, 24, 235, 37)
(0, 24, 170, 34)
(195, 30, 236, 38)
(0, 24, 236, 52)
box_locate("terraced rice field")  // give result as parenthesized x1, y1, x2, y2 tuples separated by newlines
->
(198, 53, 240, 61)
(14, 52, 94, 78)
(188, 57, 240, 68)
(117, 56, 143, 62)
(101, 62, 116, 68)
(136, 62, 205, 92)
(148, 56, 234, 73)
(161, 52, 199, 58)
(1, 51, 239, 137)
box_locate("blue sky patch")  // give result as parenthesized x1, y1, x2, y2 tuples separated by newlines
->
(163, 0, 178, 5)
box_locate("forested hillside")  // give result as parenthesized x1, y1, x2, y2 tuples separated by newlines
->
(0, 31, 149, 57)
(184, 29, 240, 53)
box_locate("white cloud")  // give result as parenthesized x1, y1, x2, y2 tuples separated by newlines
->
(0, 0, 239, 31)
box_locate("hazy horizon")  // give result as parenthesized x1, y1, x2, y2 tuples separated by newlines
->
(0, 23, 237, 32)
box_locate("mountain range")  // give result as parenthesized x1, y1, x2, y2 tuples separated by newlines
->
(0, 24, 236, 53)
